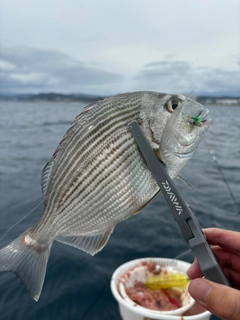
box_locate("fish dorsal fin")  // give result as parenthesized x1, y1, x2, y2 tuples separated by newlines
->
(176, 174, 194, 191)
(41, 158, 55, 198)
(41, 141, 63, 198)
(84, 100, 99, 110)
(57, 227, 114, 256)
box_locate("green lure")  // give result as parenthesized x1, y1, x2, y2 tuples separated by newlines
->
(191, 115, 202, 125)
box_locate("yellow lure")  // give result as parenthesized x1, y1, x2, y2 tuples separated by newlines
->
(145, 273, 190, 290)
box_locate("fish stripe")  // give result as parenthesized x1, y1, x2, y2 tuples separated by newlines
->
(35, 130, 158, 237)
(44, 104, 141, 217)
(33, 98, 147, 236)
(57, 138, 139, 226)
(50, 106, 137, 183)
(54, 104, 140, 182)
(56, 143, 154, 234)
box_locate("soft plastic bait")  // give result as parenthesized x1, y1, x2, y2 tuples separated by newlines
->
(145, 273, 190, 289)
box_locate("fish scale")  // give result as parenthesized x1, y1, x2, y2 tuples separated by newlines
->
(47, 107, 140, 210)
(56, 136, 157, 233)
(38, 104, 141, 232)
(0, 91, 211, 301)
(47, 129, 141, 217)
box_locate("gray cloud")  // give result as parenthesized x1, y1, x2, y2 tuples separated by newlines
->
(0, 46, 123, 94)
(0, 46, 239, 97)
(135, 60, 240, 96)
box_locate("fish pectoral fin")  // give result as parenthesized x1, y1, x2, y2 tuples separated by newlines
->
(132, 190, 161, 215)
(57, 228, 114, 256)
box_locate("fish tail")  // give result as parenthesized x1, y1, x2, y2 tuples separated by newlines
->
(0, 231, 52, 301)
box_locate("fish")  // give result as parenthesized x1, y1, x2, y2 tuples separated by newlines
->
(0, 91, 211, 301)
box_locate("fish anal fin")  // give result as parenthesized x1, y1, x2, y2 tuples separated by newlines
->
(57, 228, 114, 256)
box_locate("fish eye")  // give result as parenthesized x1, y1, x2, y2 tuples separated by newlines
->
(166, 101, 179, 113)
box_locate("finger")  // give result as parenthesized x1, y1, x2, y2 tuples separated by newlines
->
(187, 258, 203, 278)
(222, 267, 240, 290)
(187, 249, 240, 286)
(211, 247, 240, 272)
(188, 278, 240, 320)
(203, 228, 240, 255)
(188, 263, 240, 289)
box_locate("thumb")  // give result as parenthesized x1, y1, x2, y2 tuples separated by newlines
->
(188, 278, 240, 320)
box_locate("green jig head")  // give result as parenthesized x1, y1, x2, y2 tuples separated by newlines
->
(191, 115, 202, 126)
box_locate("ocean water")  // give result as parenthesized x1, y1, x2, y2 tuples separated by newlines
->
(0, 101, 239, 320)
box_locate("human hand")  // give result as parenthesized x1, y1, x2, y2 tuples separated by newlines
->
(187, 228, 240, 320)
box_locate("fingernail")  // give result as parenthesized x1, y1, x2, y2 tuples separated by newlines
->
(188, 279, 212, 306)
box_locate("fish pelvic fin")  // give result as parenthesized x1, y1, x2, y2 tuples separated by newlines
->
(57, 227, 114, 256)
(0, 231, 52, 301)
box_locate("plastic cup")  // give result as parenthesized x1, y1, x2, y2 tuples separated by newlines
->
(111, 258, 211, 320)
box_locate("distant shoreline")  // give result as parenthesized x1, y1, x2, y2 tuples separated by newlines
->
(0, 92, 240, 105)
(0, 92, 104, 103)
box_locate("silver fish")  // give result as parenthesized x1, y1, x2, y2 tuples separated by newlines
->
(0, 91, 211, 301)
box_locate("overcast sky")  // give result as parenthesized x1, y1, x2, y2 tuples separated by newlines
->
(0, 0, 240, 96)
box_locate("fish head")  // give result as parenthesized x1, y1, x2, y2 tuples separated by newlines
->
(158, 95, 212, 178)
(140, 93, 185, 149)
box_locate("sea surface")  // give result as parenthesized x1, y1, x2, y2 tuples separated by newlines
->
(0, 101, 239, 320)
